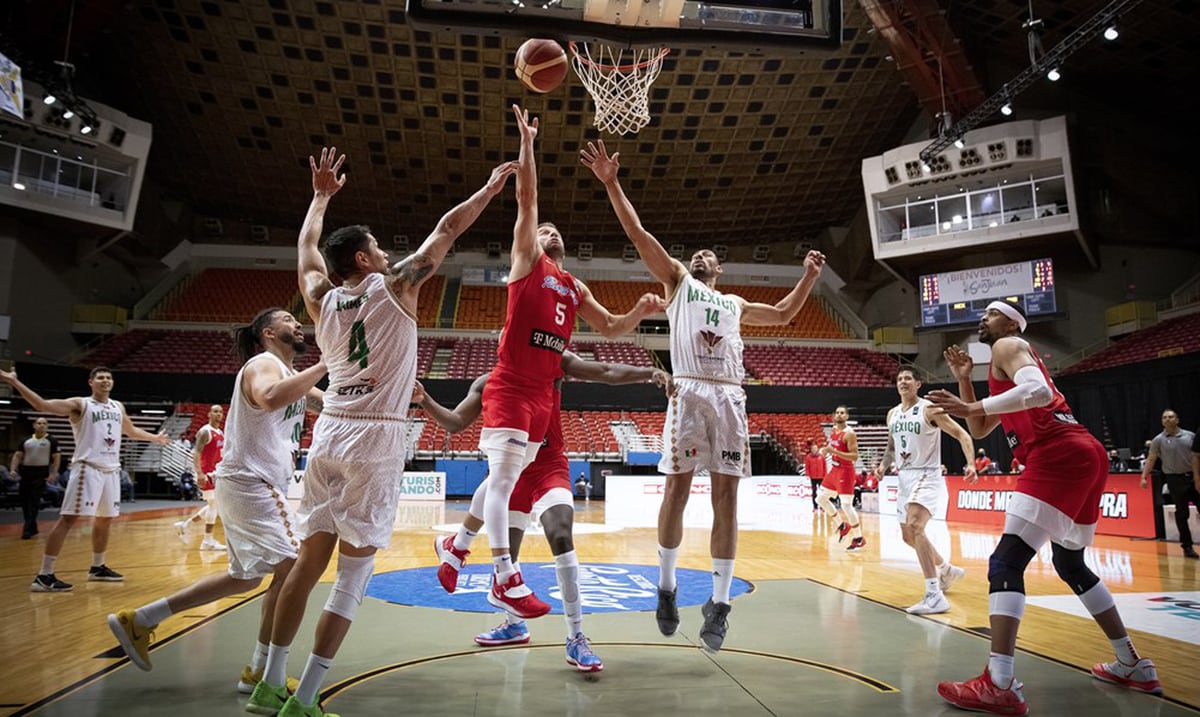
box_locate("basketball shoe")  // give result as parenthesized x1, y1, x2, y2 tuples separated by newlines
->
(277, 696, 339, 717)
(107, 609, 155, 671)
(488, 571, 550, 619)
(1091, 658, 1162, 694)
(433, 535, 469, 593)
(846, 537, 867, 552)
(238, 667, 299, 695)
(656, 588, 680, 636)
(937, 668, 1028, 716)
(566, 633, 603, 672)
(245, 681, 289, 716)
(906, 592, 950, 615)
(201, 537, 226, 551)
(30, 574, 72, 592)
(836, 522, 851, 542)
(939, 564, 966, 592)
(699, 598, 732, 653)
(474, 620, 531, 646)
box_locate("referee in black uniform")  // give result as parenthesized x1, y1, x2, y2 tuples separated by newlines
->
(10, 417, 61, 539)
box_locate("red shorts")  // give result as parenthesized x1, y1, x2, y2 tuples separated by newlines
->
(825, 465, 856, 495)
(510, 455, 571, 514)
(1016, 435, 1108, 525)
(480, 372, 554, 445)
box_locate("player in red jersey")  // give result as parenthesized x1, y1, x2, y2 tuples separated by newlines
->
(819, 406, 865, 551)
(424, 352, 671, 672)
(928, 301, 1161, 715)
(479, 105, 664, 619)
(176, 404, 226, 550)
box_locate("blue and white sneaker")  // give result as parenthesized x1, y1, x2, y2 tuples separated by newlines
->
(565, 633, 603, 672)
(474, 620, 530, 646)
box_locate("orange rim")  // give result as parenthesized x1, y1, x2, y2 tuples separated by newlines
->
(568, 41, 670, 73)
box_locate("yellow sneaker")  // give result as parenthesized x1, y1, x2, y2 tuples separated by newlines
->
(238, 666, 299, 695)
(106, 609, 154, 671)
(278, 696, 339, 717)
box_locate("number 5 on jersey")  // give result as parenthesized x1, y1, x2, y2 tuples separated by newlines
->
(554, 302, 566, 326)
(348, 320, 370, 368)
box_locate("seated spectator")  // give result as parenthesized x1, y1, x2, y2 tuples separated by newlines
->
(975, 448, 993, 475)
(120, 468, 136, 503)
(0, 465, 16, 492)
(1010, 457, 1024, 474)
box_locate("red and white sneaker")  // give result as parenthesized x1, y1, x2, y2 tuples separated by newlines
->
(937, 668, 1028, 716)
(487, 571, 550, 619)
(1091, 658, 1163, 695)
(846, 537, 867, 552)
(836, 522, 851, 542)
(434, 535, 470, 594)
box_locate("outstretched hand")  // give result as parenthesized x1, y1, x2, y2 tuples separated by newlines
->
(634, 292, 667, 317)
(485, 161, 519, 194)
(926, 389, 971, 418)
(579, 140, 620, 184)
(310, 147, 347, 198)
(943, 344, 974, 381)
(153, 431, 171, 446)
(512, 104, 539, 144)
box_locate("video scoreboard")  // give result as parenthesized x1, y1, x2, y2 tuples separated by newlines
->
(919, 258, 1056, 329)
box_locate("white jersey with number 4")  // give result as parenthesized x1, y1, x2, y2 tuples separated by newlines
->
(216, 352, 305, 490)
(72, 397, 124, 471)
(887, 398, 940, 470)
(316, 272, 418, 418)
(667, 273, 744, 382)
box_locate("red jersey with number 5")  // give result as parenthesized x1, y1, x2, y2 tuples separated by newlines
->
(988, 346, 1089, 463)
(495, 253, 580, 385)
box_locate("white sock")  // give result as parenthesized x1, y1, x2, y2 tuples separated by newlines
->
(250, 641, 269, 671)
(988, 652, 1015, 687)
(92, 552, 106, 568)
(135, 598, 173, 628)
(264, 642, 290, 688)
(40, 555, 57, 575)
(712, 558, 735, 604)
(453, 526, 477, 553)
(924, 578, 940, 595)
(493, 554, 516, 581)
(658, 545, 678, 592)
(555, 551, 582, 639)
(294, 653, 333, 706)
(1110, 636, 1140, 664)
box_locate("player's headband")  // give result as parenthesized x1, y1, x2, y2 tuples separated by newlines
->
(986, 301, 1027, 333)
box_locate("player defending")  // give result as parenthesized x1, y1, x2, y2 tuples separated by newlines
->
(0, 366, 169, 592)
(175, 404, 226, 550)
(928, 301, 1161, 715)
(817, 406, 865, 550)
(247, 149, 517, 717)
(581, 138, 826, 652)
(477, 107, 664, 621)
(874, 367, 975, 614)
(426, 353, 672, 672)
(108, 308, 326, 693)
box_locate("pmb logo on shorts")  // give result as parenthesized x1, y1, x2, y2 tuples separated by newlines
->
(721, 450, 742, 463)
(365, 563, 752, 613)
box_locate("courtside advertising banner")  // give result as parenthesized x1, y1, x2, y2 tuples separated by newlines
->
(945, 473, 1155, 538)
(289, 471, 447, 503)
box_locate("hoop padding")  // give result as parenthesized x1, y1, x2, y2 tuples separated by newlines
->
(569, 42, 670, 136)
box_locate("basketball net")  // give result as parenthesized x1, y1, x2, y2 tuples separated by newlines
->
(569, 42, 670, 136)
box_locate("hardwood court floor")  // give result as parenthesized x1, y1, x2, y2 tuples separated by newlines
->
(1, 500, 1196, 716)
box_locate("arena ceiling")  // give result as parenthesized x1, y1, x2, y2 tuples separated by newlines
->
(4, 1, 1196, 258)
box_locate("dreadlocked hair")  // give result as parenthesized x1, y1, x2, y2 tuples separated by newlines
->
(233, 307, 286, 363)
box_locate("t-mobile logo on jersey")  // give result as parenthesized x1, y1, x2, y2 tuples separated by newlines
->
(529, 329, 567, 353)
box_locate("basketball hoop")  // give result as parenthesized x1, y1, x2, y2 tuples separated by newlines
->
(569, 41, 670, 136)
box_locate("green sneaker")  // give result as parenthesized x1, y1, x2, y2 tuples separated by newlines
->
(278, 696, 340, 717)
(245, 681, 289, 716)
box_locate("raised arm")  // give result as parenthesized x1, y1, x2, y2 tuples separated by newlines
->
(561, 351, 673, 395)
(929, 407, 979, 484)
(388, 161, 517, 313)
(0, 368, 83, 418)
(575, 282, 667, 339)
(416, 375, 487, 434)
(298, 147, 346, 322)
(580, 140, 687, 294)
(243, 358, 328, 413)
(508, 104, 543, 284)
(740, 251, 827, 325)
(927, 344, 1002, 439)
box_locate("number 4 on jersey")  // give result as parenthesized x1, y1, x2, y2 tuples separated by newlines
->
(348, 320, 369, 368)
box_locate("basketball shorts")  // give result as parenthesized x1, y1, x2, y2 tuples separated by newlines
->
(298, 417, 406, 550)
(1008, 435, 1108, 550)
(201, 488, 217, 504)
(509, 456, 572, 529)
(658, 379, 750, 478)
(216, 475, 299, 580)
(826, 465, 857, 496)
(896, 467, 944, 518)
(61, 463, 121, 518)
(480, 373, 554, 464)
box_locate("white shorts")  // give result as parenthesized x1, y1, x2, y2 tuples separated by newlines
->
(896, 468, 944, 518)
(1007, 492, 1097, 551)
(298, 418, 406, 550)
(216, 475, 299, 580)
(61, 463, 121, 518)
(201, 488, 217, 503)
(509, 486, 574, 531)
(479, 427, 542, 467)
(658, 379, 750, 478)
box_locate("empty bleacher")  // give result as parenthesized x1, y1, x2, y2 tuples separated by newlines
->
(83, 330, 322, 375)
(1061, 312, 1200, 374)
(155, 269, 300, 323)
(453, 284, 507, 330)
(743, 346, 897, 386)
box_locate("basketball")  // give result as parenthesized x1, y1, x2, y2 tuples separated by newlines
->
(514, 38, 568, 93)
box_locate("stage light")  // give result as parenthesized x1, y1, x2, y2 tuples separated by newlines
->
(81, 124, 93, 134)
(954, 138, 965, 149)
(13, 181, 26, 190)
(43, 94, 56, 105)
(62, 109, 74, 119)
(1000, 103, 1013, 116)
(1103, 25, 1118, 41)
(1047, 68, 1061, 81)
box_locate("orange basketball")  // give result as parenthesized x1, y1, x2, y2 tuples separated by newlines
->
(514, 38, 568, 93)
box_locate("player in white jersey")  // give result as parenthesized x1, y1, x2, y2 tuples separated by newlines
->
(582, 139, 826, 652)
(0, 366, 169, 592)
(874, 367, 977, 614)
(107, 308, 326, 693)
(249, 147, 517, 717)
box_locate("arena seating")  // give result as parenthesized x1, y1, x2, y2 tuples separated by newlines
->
(743, 346, 897, 386)
(83, 330, 322, 375)
(453, 284, 507, 329)
(1060, 312, 1200, 374)
(415, 275, 446, 328)
(728, 285, 846, 339)
(155, 269, 299, 323)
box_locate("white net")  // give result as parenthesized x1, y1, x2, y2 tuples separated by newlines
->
(569, 42, 670, 136)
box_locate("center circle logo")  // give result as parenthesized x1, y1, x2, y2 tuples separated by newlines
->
(366, 563, 752, 613)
